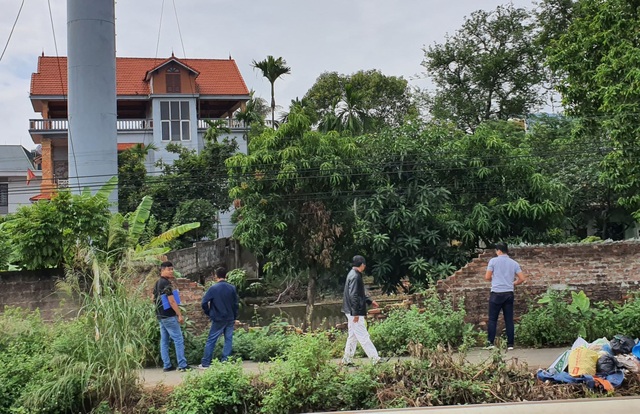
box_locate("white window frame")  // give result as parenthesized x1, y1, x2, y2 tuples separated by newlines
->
(160, 100, 191, 141)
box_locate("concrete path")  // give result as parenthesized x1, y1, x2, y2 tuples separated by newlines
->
(312, 397, 640, 414)
(140, 346, 567, 389)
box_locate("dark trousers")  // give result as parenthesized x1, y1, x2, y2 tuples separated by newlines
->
(487, 291, 514, 346)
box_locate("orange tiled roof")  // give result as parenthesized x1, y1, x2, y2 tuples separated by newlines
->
(29, 193, 52, 202)
(30, 56, 249, 97)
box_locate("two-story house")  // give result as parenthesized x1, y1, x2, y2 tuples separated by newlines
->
(29, 54, 250, 235)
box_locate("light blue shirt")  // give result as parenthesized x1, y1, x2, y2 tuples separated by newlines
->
(487, 254, 522, 293)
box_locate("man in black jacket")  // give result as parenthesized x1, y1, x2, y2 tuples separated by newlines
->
(341, 255, 381, 365)
(197, 267, 239, 369)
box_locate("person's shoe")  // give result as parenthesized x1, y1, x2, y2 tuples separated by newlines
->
(196, 364, 209, 370)
(507, 346, 514, 351)
(482, 344, 495, 350)
(340, 360, 355, 367)
(373, 357, 391, 365)
(177, 366, 193, 372)
(163, 366, 176, 372)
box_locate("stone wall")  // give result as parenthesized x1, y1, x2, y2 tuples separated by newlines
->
(166, 238, 257, 283)
(436, 241, 640, 328)
(0, 268, 75, 319)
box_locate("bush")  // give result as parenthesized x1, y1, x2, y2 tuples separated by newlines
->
(167, 360, 258, 414)
(0, 308, 53, 413)
(368, 290, 477, 355)
(260, 334, 342, 413)
(517, 290, 640, 347)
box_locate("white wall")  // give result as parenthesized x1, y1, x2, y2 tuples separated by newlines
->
(7, 176, 41, 214)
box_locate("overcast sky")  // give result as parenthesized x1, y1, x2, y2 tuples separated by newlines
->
(0, 0, 534, 149)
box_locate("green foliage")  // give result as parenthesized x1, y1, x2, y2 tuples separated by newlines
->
(0, 308, 51, 413)
(18, 259, 156, 411)
(422, 4, 544, 131)
(2, 184, 113, 270)
(148, 135, 237, 244)
(252, 55, 292, 128)
(118, 143, 154, 214)
(304, 69, 415, 134)
(517, 290, 640, 347)
(260, 334, 341, 414)
(546, 0, 640, 217)
(167, 360, 257, 414)
(226, 268, 248, 291)
(368, 291, 477, 355)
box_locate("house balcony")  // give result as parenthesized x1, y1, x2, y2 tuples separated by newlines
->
(29, 118, 247, 143)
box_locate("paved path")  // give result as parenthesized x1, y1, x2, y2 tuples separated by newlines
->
(140, 347, 567, 389)
(312, 397, 640, 414)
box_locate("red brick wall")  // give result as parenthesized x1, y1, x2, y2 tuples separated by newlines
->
(436, 241, 640, 328)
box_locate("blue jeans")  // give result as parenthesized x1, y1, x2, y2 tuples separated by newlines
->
(159, 317, 187, 369)
(487, 292, 515, 346)
(201, 320, 235, 367)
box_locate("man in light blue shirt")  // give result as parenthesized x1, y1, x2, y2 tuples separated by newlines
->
(484, 242, 526, 349)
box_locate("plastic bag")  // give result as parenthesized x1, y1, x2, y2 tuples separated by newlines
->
(568, 347, 598, 377)
(547, 337, 589, 374)
(596, 354, 619, 375)
(610, 334, 635, 355)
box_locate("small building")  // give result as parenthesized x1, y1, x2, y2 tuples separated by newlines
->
(0, 145, 41, 215)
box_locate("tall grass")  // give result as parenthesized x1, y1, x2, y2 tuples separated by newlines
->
(19, 255, 157, 411)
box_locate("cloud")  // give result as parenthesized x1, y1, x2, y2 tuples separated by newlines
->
(0, 0, 534, 148)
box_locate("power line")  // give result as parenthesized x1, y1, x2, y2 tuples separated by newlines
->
(0, 0, 25, 63)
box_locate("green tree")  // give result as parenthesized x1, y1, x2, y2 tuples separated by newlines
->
(304, 69, 414, 133)
(354, 123, 469, 290)
(546, 0, 640, 218)
(422, 4, 544, 131)
(0, 179, 116, 270)
(437, 120, 569, 246)
(148, 128, 238, 242)
(118, 143, 155, 214)
(251, 56, 291, 129)
(226, 109, 365, 328)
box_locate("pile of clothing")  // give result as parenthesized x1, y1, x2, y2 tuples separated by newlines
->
(537, 335, 640, 391)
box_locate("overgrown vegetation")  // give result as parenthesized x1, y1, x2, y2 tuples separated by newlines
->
(517, 289, 640, 347)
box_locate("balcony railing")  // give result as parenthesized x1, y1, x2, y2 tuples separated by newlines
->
(30, 118, 247, 132)
(197, 118, 246, 130)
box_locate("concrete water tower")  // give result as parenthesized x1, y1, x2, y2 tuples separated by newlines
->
(67, 0, 118, 208)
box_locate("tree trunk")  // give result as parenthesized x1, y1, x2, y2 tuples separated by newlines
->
(304, 267, 318, 332)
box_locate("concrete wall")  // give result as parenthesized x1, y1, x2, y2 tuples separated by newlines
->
(436, 240, 640, 328)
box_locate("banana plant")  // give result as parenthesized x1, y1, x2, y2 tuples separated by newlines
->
(107, 195, 200, 264)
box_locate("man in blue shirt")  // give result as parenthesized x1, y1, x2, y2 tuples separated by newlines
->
(198, 267, 239, 369)
(484, 242, 526, 350)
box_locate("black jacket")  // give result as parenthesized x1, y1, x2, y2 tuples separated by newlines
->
(342, 268, 371, 316)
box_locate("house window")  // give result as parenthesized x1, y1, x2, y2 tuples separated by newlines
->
(160, 101, 190, 141)
(166, 67, 181, 93)
(0, 184, 7, 208)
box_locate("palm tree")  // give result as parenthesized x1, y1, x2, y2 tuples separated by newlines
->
(251, 56, 291, 129)
(235, 90, 270, 127)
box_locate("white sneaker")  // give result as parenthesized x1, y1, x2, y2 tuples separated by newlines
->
(196, 364, 209, 370)
(507, 346, 514, 351)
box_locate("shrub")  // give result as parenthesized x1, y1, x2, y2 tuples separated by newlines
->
(167, 360, 258, 414)
(260, 334, 342, 413)
(368, 290, 477, 355)
(0, 308, 53, 413)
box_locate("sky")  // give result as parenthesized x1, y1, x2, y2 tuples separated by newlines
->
(0, 0, 535, 149)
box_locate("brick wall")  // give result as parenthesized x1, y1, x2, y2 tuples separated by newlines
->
(0, 268, 76, 319)
(436, 241, 640, 328)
